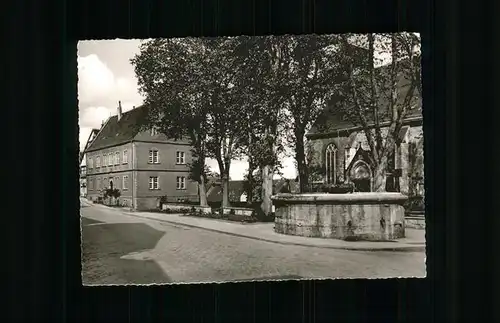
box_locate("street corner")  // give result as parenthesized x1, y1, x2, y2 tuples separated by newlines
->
(120, 250, 155, 261)
(81, 217, 104, 226)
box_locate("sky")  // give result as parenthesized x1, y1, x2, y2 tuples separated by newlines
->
(77, 34, 419, 181)
(77, 39, 297, 180)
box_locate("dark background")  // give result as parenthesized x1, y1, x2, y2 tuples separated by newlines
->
(5, 0, 494, 322)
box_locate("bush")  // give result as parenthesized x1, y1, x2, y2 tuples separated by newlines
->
(251, 207, 275, 222)
(227, 213, 257, 223)
(103, 188, 121, 199)
(405, 196, 425, 212)
(317, 183, 355, 194)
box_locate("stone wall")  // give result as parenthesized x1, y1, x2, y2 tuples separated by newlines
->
(221, 207, 254, 217)
(273, 193, 407, 241)
(162, 204, 212, 214)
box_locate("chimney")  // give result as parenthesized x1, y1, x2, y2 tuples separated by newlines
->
(117, 101, 123, 121)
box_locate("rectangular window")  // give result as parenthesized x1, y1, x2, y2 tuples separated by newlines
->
(149, 149, 159, 164)
(176, 176, 186, 190)
(149, 176, 159, 190)
(114, 152, 120, 165)
(97, 178, 101, 190)
(123, 150, 128, 164)
(176, 151, 186, 164)
(88, 157, 93, 169)
(103, 177, 108, 188)
(114, 176, 120, 189)
(122, 176, 129, 190)
(88, 178, 93, 190)
(96, 156, 101, 168)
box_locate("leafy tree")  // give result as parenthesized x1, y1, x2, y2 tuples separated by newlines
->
(132, 37, 249, 208)
(277, 35, 347, 193)
(131, 38, 214, 207)
(102, 188, 121, 206)
(333, 33, 422, 192)
(231, 36, 291, 214)
(200, 37, 250, 208)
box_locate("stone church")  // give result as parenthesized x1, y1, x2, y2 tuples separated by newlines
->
(305, 63, 425, 227)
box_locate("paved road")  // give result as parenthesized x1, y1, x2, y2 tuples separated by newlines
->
(81, 204, 426, 285)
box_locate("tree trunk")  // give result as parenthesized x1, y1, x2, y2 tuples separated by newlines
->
(246, 166, 254, 206)
(198, 175, 208, 207)
(260, 165, 274, 216)
(372, 156, 389, 192)
(246, 127, 255, 205)
(221, 167, 230, 208)
(295, 139, 309, 193)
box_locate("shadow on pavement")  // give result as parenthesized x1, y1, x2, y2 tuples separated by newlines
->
(81, 222, 172, 285)
(81, 217, 103, 226)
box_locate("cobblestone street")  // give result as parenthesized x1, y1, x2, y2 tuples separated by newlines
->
(81, 203, 426, 285)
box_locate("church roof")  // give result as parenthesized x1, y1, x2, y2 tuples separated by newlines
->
(307, 59, 422, 138)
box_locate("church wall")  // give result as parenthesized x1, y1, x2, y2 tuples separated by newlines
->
(307, 124, 424, 198)
(307, 136, 350, 183)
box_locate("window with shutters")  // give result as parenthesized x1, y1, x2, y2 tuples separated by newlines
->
(176, 176, 186, 190)
(176, 151, 186, 164)
(149, 176, 159, 190)
(149, 149, 159, 164)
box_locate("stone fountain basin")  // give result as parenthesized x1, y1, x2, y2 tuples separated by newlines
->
(272, 192, 407, 241)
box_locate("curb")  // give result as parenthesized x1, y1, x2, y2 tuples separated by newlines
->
(120, 211, 426, 252)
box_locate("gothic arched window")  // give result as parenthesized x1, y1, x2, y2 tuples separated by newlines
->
(325, 144, 338, 184)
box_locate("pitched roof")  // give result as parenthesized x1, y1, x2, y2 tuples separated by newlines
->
(83, 128, 100, 151)
(206, 178, 297, 203)
(85, 106, 148, 152)
(207, 180, 246, 203)
(308, 59, 422, 137)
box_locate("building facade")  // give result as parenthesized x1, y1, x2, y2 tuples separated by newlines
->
(306, 119, 424, 197)
(305, 62, 425, 217)
(80, 129, 100, 197)
(84, 103, 199, 211)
